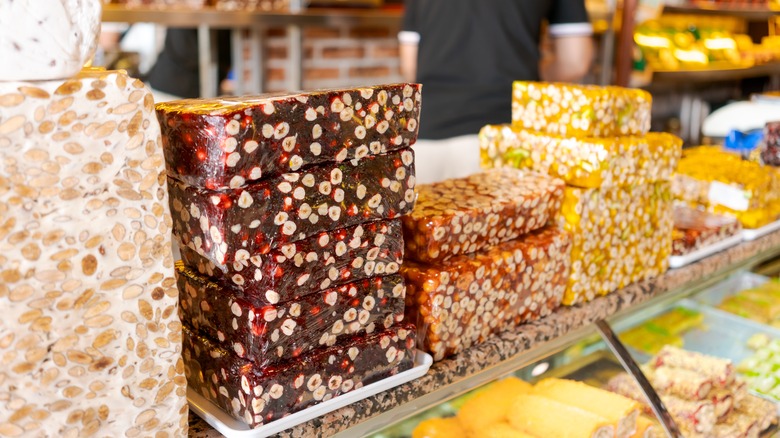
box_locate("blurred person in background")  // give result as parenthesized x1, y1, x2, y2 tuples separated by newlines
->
(400, 0, 595, 184)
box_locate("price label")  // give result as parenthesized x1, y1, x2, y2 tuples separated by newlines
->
(708, 181, 750, 212)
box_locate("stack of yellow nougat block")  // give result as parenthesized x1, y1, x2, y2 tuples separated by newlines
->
(674, 146, 780, 229)
(480, 82, 683, 305)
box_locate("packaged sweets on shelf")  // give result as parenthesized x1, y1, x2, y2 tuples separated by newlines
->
(511, 82, 652, 138)
(673, 146, 780, 229)
(183, 324, 416, 427)
(169, 149, 416, 268)
(402, 168, 564, 263)
(157, 84, 421, 190)
(178, 219, 404, 302)
(672, 207, 742, 256)
(562, 182, 673, 305)
(403, 227, 572, 361)
(760, 121, 780, 167)
(178, 263, 406, 366)
(0, 69, 187, 435)
(479, 125, 681, 189)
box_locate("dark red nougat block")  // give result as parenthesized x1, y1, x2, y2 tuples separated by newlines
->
(183, 323, 416, 427)
(156, 84, 422, 190)
(168, 148, 415, 268)
(177, 263, 406, 367)
(178, 219, 404, 301)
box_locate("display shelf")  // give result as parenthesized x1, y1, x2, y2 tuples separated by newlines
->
(102, 4, 404, 27)
(187, 228, 780, 437)
(651, 61, 780, 83)
(663, 3, 780, 21)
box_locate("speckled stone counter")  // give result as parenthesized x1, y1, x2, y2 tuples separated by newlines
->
(188, 228, 780, 437)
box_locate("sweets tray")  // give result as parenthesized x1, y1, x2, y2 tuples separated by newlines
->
(189, 350, 433, 438)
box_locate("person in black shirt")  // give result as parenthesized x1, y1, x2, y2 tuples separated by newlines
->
(400, 0, 594, 183)
(147, 28, 232, 100)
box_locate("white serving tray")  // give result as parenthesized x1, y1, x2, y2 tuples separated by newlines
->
(668, 233, 744, 269)
(743, 218, 780, 241)
(188, 350, 433, 438)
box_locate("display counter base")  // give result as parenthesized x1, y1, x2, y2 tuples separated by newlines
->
(669, 234, 744, 269)
(188, 350, 433, 438)
(744, 220, 780, 241)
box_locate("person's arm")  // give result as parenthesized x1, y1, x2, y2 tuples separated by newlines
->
(544, 0, 594, 82)
(398, 1, 420, 83)
(541, 34, 594, 82)
(399, 33, 419, 82)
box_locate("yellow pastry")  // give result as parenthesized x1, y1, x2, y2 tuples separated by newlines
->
(533, 378, 640, 438)
(631, 416, 658, 438)
(473, 422, 537, 438)
(508, 394, 615, 438)
(412, 417, 467, 438)
(458, 377, 533, 435)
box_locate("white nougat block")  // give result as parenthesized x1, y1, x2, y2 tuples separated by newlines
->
(0, 0, 101, 81)
(0, 70, 187, 436)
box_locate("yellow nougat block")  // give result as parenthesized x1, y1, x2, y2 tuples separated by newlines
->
(511, 82, 652, 138)
(673, 146, 780, 229)
(562, 182, 673, 305)
(508, 394, 615, 438)
(479, 125, 681, 189)
(534, 379, 640, 438)
(458, 377, 533, 435)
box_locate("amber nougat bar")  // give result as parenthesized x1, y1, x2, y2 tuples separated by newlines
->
(479, 125, 681, 189)
(402, 168, 564, 263)
(169, 148, 415, 268)
(511, 81, 652, 138)
(403, 227, 572, 361)
(178, 262, 406, 367)
(673, 146, 780, 229)
(183, 324, 415, 428)
(562, 182, 673, 305)
(672, 207, 742, 256)
(178, 219, 404, 302)
(0, 70, 188, 436)
(157, 84, 421, 190)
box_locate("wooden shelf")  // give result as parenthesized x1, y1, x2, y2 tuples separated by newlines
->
(651, 61, 780, 83)
(663, 3, 780, 20)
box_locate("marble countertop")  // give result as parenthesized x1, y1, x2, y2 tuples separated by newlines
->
(189, 228, 780, 437)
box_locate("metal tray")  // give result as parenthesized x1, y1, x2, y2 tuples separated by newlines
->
(191, 350, 433, 438)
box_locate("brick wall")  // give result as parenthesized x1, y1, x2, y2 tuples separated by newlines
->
(260, 25, 402, 92)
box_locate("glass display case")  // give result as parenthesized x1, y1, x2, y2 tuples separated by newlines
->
(361, 261, 780, 438)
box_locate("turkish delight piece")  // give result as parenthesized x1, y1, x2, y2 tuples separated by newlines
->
(511, 82, 652, 138)
(403, 226, 571, 361)
(653, 346, 735, 388)
(183, 324, 416, 427)
(479, 125, 682, 189)
(178, 263, 406, 367)
(178, 219, 404, 301)
(169, 148, 415, 269)
(402, 168, 564, 263)
(0, 70, 186, 436)
(0, 1, 101, 81)
(672, 207, 742, 256)
(157, 83, 421, 190)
